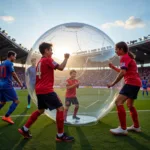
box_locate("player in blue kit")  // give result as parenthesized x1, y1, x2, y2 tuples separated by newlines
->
(26, 58, 36, 108)
(0, 51, 23, 124)
(142, 77, 148, 96)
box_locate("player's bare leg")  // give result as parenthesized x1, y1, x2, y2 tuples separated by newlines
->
(18, 109, 44, 138)
(2, 100, 19, 124)
(56, 106, 74, 142)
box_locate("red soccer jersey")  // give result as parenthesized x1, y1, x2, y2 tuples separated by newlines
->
(35, 57, 59, 94)
(120, 53, 141, 87)
(66, 78, 79, 98)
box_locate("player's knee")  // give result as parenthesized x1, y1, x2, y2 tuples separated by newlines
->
(127, 104, 133, 110)
(38, 109, 44, 114)
(65, 101, 70, 107)
(75, 105, 79, 108)
(57, 106, 64, 111)
(65, 106, 69, 110)
(115, 98, 125, 106)
(115, 100, 119, 106)
(0, 102, 6, 105)
(14, 100, 20, 104)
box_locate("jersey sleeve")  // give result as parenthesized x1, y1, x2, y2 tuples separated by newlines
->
(7, 61, 15, 72)
(66, 80, 70, 86)
(47, 58, 59, 69)
(120, 56, 131, 70)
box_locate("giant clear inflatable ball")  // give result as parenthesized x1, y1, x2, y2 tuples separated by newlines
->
(25, 22, 121, 125)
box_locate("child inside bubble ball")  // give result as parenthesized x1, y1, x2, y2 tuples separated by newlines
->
(64, 70, 80, 123)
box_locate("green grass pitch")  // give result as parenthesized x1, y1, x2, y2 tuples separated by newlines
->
(0, 89, 150, 150)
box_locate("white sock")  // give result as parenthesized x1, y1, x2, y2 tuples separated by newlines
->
(57, 133, 63, 137)
(23, 126, 29, 131)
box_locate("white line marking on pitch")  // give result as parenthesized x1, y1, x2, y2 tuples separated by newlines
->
(110, 110, 150, 113)
(0, 114, 31, 117)
(0, 110, 150, 118)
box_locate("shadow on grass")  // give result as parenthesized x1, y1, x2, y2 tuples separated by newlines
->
(0, 123, 29, 150)
(138, 132, 150, 141)
(113, 134, 150, 150)
(14, 108, 28, 126)
(76, 127, 93, 150)
(0, 108, 31, 150)
(12, 138, 29, 150)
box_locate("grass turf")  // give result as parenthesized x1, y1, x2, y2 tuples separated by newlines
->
(0, 89, 150, 150)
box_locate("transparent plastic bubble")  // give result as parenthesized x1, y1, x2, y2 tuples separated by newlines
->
(25, 22, 121, 125)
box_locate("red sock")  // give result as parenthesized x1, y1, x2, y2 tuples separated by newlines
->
(73, 106, 79, 117)
(25, 110, 41, 128)
(129, 106, 139, 128)
(117, 105, 126, 130)
(64, 109, 68, 121)
(56, 110, 64, 134)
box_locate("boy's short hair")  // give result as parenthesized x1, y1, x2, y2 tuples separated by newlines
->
(39, 42, 53, 54)
(70, 70, 76, 75)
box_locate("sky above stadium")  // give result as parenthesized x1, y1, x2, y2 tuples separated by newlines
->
(0, 0, 150, 49)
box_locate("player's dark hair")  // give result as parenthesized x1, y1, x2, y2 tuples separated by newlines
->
(70, 70, 76, 75)
(39, 42, 53, 55)
(7, 51, 16, 58)
(116, 41, 135, 59)
(144, 77, 146, 79)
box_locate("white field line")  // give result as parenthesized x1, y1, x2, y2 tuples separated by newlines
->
(80, 100, 100, 109)
(0, 110, 150, 118)
(110, 110, 150, 113)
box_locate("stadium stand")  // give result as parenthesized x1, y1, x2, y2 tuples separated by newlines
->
(0, 28, 28, 64)
(0, 27, 150, 87)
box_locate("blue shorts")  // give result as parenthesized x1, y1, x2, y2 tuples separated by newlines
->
(0, 88, 18, 102)
(119, 84, 140, 99)
(143, 87, 147, 90)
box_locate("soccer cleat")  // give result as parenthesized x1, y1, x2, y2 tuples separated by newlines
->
(110, 126, 128, 135)
(27, 104, 31, 109)
(127, 125, 141, 132)
(56, 133, 74, 142)
(2, 116, 14, 124)
(72, 116, 80, 120)
(18, 127, 32, 139)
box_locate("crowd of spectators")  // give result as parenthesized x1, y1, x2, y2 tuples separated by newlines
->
(13, 66, 150, 88)
(138, 67, 150, 87)
(13, 67, 26, 88)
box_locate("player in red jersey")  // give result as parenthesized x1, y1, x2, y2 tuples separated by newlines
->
(107, 41, 141, 135)
(18, 42, 74, 142)
(64, 70, 80, 122)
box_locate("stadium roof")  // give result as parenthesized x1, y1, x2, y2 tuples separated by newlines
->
(129, 39, 150, 64)
(0, 27, 150, 65)
(0, 30, 28, 64)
